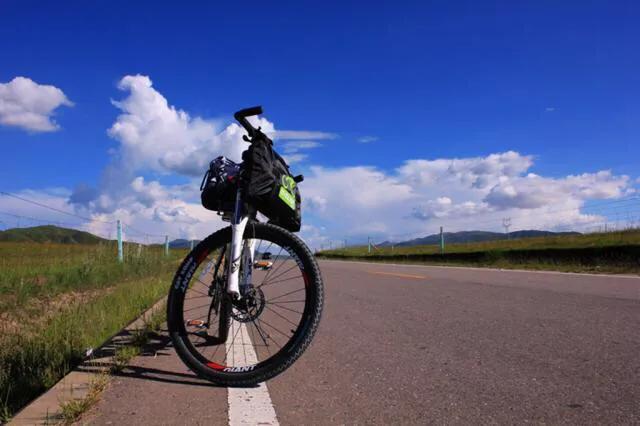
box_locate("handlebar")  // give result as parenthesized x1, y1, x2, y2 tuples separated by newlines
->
(234, 106, 263, 138)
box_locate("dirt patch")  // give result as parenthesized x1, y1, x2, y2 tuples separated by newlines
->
(0, 287, 113, 338)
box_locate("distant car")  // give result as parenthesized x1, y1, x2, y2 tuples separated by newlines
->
(262, 252, 272, 260)
(254, 260, 273, 270)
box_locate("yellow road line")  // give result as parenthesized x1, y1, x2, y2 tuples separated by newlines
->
(369, 271, 427, 280)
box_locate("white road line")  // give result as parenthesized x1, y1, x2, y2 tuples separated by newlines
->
(320, 259, 640, 279)
(226, 321, 279, 426)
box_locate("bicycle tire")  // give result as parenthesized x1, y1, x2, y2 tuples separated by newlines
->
(167, 222, 323, 386)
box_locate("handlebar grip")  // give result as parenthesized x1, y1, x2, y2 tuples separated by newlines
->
(234, 106, 263, 119)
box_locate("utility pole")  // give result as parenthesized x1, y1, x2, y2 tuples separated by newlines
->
(440, 226, 445, 254)
(368, 236, 371, 254)
(116, 220, 123, 263)
(502, 217, 512, 238)
(164, 235, 169, 257)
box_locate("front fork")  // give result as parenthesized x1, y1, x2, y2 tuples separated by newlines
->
(227, 189, 254, 298)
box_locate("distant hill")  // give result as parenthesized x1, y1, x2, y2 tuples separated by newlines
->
(0, 225, 108, 244)
(381, 230, 581, 247)
(169, 239, 201, 249)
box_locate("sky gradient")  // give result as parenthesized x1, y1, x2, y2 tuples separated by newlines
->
(1, 1, 638, 247)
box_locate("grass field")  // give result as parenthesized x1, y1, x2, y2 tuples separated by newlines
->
(0, 241, 186, 421)
(318, 230, 640, 273)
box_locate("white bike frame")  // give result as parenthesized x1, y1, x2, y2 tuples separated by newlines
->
(226, 188, 255, 297)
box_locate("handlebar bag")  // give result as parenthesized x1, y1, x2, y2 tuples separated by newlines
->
(200, 156, 240, 213)
(242, 137, 301, 232)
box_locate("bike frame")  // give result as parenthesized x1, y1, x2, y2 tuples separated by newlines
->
(227, 188, 254, 297)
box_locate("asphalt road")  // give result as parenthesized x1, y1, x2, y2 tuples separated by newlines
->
(84, 260, 640, 425)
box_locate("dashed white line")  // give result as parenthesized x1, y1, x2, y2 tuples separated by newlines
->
(226, 321, 279, 426)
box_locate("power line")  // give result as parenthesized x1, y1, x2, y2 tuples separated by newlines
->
(0, 191, 114, 224)
(0, 210, 87, 228)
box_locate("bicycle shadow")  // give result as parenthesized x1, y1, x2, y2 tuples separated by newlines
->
(78, 326, 257, 388)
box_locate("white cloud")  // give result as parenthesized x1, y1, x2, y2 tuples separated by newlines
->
(282, 140, 322, 153)
(61, 74, 335, 241)
(281, 153, 308, 164)
(357, 136, 378, 143)
(484, 171, 628, 210)
(107, 75, 253, 178)
(280, 140, 322, 164)
(301, 152, 633, 245)
(0, 77, 73, 132)
(545, 107, 556, 112)
(273, 130, 336, 140)
(5, 74, 634, 249)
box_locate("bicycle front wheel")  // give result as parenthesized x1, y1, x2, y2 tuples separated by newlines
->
(167, 222, 324, 386)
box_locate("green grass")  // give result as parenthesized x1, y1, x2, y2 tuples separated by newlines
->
(58, 372, 109, 425)
(318, 230, 640, 274)
(0, 242, 186, 421)
(324, 229, 640, 257)
(57, 305, 167, 424)
(0, 242, 178, 314)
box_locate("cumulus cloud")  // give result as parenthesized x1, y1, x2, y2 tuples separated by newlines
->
(6, 74, 632, 248)
(61, 75, 333, 241)
(0, 77, 73, 132)
(301, 152, 633, 244)
(484, 171, 628, 210)
(106, 75, 251, 178)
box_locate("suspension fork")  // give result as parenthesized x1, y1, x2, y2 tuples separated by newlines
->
(227, 189, 254, 297)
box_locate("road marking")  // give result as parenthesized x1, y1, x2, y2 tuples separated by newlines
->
(323, 259, 640, 279)
(226, 321, 279, 426)
(369, 271, 427, 279)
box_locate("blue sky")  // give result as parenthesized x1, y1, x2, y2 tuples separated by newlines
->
(1, 1, 639, 246)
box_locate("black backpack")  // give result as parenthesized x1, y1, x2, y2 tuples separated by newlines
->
(242, 137, 302, 232)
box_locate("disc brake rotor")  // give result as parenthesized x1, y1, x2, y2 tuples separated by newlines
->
(230, 287, 265, 323)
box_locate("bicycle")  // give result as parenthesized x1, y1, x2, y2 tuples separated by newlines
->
(167, 106, 324, 386)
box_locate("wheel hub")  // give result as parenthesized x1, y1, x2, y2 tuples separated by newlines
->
(230, 287, 265, 322)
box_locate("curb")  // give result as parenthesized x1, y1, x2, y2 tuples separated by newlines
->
(8, 297, 167, 425)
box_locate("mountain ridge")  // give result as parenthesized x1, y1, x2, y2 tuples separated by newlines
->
(0, 225, 109, 244)
(380, 230, 581, 247)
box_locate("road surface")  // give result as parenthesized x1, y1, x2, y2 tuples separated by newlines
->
(84, 260, 640, 425)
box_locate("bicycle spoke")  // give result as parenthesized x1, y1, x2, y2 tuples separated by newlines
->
(240, 323, 247, 365)
(256, 317, 283, 350)
(255, 316, 290, 341)
(260, 274, 303, 288)
(185, 294, 211, 300)
(268, 287, 305, 302)
(259, 263, 300, 287)
(260, 246, 284, 284)
(194, 278, 213, 290)
(182, 302, 212, 314)
(225, 320, 243, 359)
(250, 317, 271, 351)
(267, 302, 303, 315)
(187, 286, 209, 297)
(264, 305, 299, 328)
